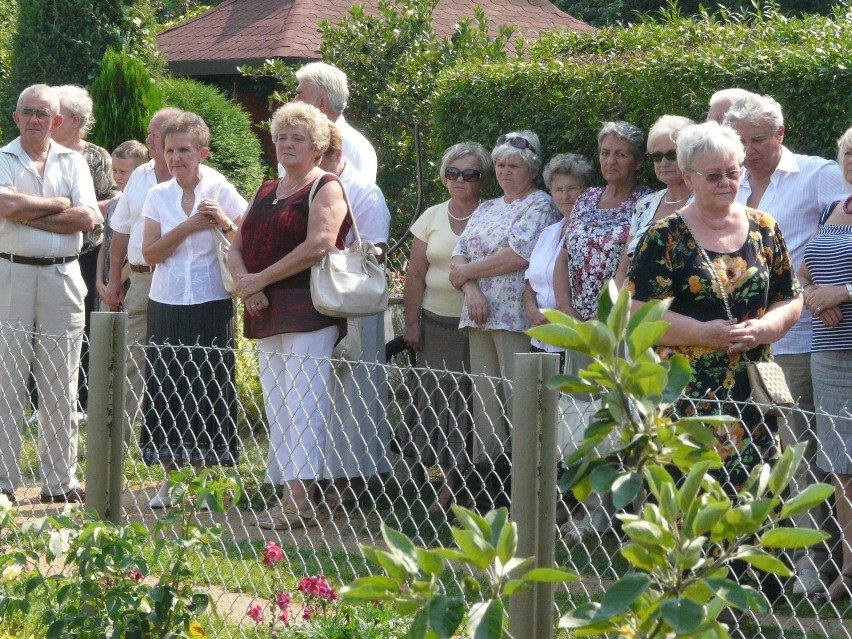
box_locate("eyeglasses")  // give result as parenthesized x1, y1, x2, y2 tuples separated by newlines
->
(18, 108, 52, 122)
(496, 134, 534, 152)
(444, 167, 483, 182)
(649, 150, 678, 163)
(551, 185, 585, 195)
(693, 169, 741, 183)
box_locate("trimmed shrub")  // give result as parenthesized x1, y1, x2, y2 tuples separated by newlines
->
(159, 77, 265, 198)
(2, 0, 162, 142)
(89, 48, 163, 153)
(429, 9, 852, 188)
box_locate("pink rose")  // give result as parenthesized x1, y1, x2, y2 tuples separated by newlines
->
(262, 541, 284, 567)
(247, 603, 263, 623)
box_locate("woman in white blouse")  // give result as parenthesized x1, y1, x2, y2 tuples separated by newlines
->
(140, 112, 247, 508)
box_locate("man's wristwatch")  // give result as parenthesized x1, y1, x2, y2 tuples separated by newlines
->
(224, 222, 237, 233)
(845, 282, 852, 301)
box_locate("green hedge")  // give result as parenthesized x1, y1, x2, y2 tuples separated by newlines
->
(159, 77, 265, 198)
(429, 9, 852, 188)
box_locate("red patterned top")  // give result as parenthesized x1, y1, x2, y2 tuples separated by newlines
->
(241, 174, 352, 339)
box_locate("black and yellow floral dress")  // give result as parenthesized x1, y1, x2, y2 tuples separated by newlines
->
(626, 208, 801, 493)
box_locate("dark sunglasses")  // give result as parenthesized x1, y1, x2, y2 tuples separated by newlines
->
(496, 134, 534, 151)
(649, 150, 678, 163)
(693, 169, 741, 184)
(444, 167, 483, 182)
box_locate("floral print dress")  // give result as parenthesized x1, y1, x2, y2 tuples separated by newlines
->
(626, 208, 801, 492)
(564, 186, 651, 320)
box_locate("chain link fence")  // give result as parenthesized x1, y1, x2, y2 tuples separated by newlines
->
(1, 317, 850, 638)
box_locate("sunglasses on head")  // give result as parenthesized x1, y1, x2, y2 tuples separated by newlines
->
(649, 150, 678, 163)
(693, 168, 741, 184)
(496, 134, 534, 151)
(444, 167, 483, 182)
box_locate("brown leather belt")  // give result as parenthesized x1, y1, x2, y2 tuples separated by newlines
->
(0, 252, 78, 266)
(130, 264, 154, 273)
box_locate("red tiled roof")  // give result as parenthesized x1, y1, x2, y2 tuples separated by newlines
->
(156, 0, 593, 76)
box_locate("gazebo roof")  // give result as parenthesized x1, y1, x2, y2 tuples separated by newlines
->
(156, 0, 593, 76)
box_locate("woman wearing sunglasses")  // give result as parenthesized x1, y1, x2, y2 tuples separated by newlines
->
(626, 121, 802, 497)
(450, 131, 560, 483)
(401, 142, 492, 516)
(614, 115, 694, 285)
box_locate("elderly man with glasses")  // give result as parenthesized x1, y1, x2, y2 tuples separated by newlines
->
(725, 92, 847, 598)
(0, 84, 101, 505)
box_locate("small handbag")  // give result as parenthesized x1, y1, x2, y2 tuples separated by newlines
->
(207, 183, 237, 296)
(308, 174, 389, 318)
(684, 213, 794, 417)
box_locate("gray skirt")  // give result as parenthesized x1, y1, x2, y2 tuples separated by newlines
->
(812, 349, 852, 475)
(399, 310, 472, 469)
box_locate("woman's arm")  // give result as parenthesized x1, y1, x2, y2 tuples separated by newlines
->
(141, 213, 210, 265)
(731, 294, 803, 349)
(629, 299, 740, 350)
(234, 179, 348, 300)
(402, 237, 428, 352)
(613, 245, 632, 288)
(523, 280, 545, 327)
(449, 247, 528, 289)
(552, 247, 582, 320)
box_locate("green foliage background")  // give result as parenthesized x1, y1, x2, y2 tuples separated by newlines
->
(159, 77, 265, 198)
(555, 0, 840, 27)
(89, 48, 164, 153)
(429, 8, 852, 192)
(1, 0, 162, 143)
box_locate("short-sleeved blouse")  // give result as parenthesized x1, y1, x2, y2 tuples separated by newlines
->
(241, 174, 352, 340)
(626, 208, 801, 490)
(803, 200, 852, 352)
(564, 186, 652, 320)
(453, 190, 560, 331)
(410, 200, 464, 318)
(626, 189, 666, 256)
(144, 166, 247, 305)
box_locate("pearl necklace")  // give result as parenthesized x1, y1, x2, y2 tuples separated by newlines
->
(447, 200, 480, 222)
(663, 190, 689, 205)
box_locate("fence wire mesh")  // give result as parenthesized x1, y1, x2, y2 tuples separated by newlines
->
(1, 319, 850, 638)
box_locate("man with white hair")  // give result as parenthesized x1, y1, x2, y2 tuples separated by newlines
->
(291, 61, 378, 183)
(319, 123, 391, 505)
(725, 92, 847, 597)
(706, 87, 752, 124)
(0, 84, 101, 504)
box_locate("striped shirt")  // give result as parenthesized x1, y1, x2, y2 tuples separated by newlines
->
(802, 201, 852, 352)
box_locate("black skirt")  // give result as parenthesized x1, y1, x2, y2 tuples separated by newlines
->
(140, 298, 239, 466)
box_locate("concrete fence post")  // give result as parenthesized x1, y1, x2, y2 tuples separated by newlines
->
(85, 311, 128, 524)
(508, 351, 559, 639)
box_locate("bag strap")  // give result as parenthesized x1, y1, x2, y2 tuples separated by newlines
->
(678, 211, 762, 363)
(308, 172, 362, 248)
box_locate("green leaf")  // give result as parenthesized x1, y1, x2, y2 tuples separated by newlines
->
(592, 573, 651, 620)
(450, 529, 495, 571)
(494, 515, 516, 565)
(768, 442, 806, 497)
(626, 297, 671, 335)
(585, 321, 616, 357)
(703, 577, 751, 611)
(415, 548, 445, 576)
(522, 567, 578, 582)
(678, 460, 713, 512)
(429, 595, 464, 639)
(734, 548, 792, 576)
(760, 527, 829, 549)
(628, 320, 669, 359)
(384, 524, 416, 556)
(661, 354, 692, 403)
(676, 418, 721, 449)
(485, 507, 510, 547)
(597, 279, 616, 324)
(779, 483, 835, 520)
(612, 471, 643, 510)
(658, 597, 703, 633)
(620, 543, 657, 572)
(467, 599, 504, 639)
(502, 579, 530, 596)
(606, 282, 630, 339)
(408, 606, 429, 639)
(589, 463, 619, 494)
(527, 323, 591, 354)
(691, 501, 730, 536)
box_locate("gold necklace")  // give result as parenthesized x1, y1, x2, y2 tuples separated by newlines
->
(273, 176, 310, 205)
(182, 193, 194, 205)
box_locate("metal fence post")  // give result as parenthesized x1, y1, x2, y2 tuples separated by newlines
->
(508, 351, 559, 639)
(85, 311, 128, 524)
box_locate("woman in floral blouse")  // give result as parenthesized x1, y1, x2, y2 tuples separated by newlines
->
(451, 130, 559, 465)
(554, 121, 651, 324)
(626, 121, 802, 494)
